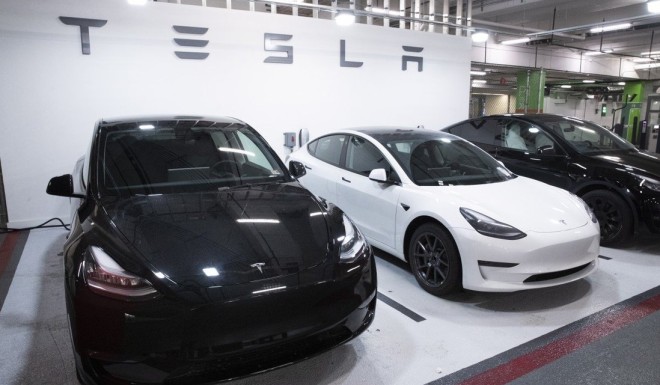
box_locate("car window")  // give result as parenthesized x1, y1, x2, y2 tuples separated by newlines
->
(99, 122, 288, 195)
(535, 116, 636, 154)
(346, 136, 388, 175)
(502, 120, 561, 153)
(447, 119, 502, 146)
(378, 134, 514, 186)
(309, 135, 346, 166)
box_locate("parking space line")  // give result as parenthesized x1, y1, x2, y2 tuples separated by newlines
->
(377, 291, 426, 322)
(428, 285, 660, 385)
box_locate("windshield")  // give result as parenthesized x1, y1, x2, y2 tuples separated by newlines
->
(535, 116, 636, 154)
(98, 120, 289, 195)
(372, 131, 515, 186)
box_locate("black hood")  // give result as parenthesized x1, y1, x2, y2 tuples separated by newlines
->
(590, 150, 660, 179)
(103, 183, 331, 287)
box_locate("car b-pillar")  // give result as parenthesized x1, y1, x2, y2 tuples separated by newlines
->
(515, 69, 546, 113)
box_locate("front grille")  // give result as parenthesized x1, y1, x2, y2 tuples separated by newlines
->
(523, 262, 591, 283)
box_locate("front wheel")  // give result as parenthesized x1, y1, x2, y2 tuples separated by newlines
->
(582, 190, 632, 247)
(408, 223, 462, 296)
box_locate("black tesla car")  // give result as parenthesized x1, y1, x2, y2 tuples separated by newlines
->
(46, 116, 376, 384)
(444, 114, 660, 246)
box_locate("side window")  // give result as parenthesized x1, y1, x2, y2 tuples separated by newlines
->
(502, 120, 563, 154)
(447, 119, 502, 146)
(236, 131, 271, 169)
(345, 136, 390, 176)
(310, 135, 346, 166)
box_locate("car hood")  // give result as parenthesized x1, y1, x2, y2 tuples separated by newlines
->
(589, 150, 660, 178)
(103, 183, 331, 286)
(441, 177, 589, 233)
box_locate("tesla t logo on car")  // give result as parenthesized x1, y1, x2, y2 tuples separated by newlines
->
(250, 263, 266, 274)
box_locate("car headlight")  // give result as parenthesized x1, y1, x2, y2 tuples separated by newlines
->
(83, 246, 158, 300)
(459, 207, 526, 240)
(639, 176, 660, 192)
(581, 198, 598, 223)
(339, 214, 367, 262)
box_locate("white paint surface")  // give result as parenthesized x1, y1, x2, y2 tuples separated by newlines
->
(0, 0, 471, 226)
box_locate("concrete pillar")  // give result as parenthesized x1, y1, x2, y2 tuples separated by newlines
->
(515, 69, 546, 114)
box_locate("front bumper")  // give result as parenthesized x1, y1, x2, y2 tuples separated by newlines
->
(640, 190, 660, 233)
(453, 223, 600, 292)
(71, 258, 376, 385)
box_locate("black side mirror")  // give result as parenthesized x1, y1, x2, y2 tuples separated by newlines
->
(47, 174, 84, 198)
(289, 161, 306, 178)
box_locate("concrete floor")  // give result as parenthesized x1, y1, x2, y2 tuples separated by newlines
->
(0, 228, 658, 385)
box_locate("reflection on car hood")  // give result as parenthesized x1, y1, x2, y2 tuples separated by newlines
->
(103, 183, 330, 286)
(590, 150, 660, 178)
(446, 177, 589, 233)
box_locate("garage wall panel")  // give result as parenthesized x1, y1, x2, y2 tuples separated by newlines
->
(0, 0, 471, 226)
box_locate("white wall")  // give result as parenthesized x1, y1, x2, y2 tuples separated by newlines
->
(0, 0, 471, 226)
(544, 97, 617, 128)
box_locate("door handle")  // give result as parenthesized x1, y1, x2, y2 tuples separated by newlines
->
(341, 177, 351, 183)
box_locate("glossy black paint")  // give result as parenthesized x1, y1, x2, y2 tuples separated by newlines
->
(49, 117, 376, 384)
(445, 114, 660, 243)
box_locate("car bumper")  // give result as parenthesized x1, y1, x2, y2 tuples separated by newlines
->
(453, 223, 600, 292)
(71, 259, 377, 385)
(640, 192, 660, 233)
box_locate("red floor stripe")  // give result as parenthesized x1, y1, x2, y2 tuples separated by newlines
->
(0, 232, 20, 277)
(459, 294, 660, 385)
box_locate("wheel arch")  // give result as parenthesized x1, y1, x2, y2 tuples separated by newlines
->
(573, 181, 639, 234)
(403, 215, 458, 262)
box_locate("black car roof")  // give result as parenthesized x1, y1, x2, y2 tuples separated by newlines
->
(99, 115, 245, 127)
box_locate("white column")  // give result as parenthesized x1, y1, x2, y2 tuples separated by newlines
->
(442, 0, 449, 34)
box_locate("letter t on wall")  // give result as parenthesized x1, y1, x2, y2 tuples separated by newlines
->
(59, 17, 108, 55)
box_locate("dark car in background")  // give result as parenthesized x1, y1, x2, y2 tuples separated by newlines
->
(444, 114, 660, 246)
(46, 116, 376, 384)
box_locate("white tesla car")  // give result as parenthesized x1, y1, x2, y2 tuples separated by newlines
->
(287, 128, 600, 295)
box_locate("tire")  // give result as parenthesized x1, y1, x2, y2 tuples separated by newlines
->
(582, 190, 632, 247)
(408, 223, 462, 296)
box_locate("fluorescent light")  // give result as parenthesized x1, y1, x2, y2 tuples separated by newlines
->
(252, 286, 287, 294)
(472, 79, 487, 84)
(618, 82, 626, 85)
(470, 70, 487, 76)
(583, 80, 596, 83)
(587, 94, 595, 99)
(471, 31, 489, 43)
(590, 23, 631, 34)
(633, 57, 654, 63)
(203, 267, 219, 277)
(335, 11, 356, 26)
(139, 124, 155, 130)
(127, 0, 148, 5)
(585, 49, 613, 56)
(236, 219, 281, 224)
(560, 85, 572, 89)
(501, 37, 530, 45)
(649, 0, 660, 13)
(641, 50, 660, 56)
(371, 7, 401, 16)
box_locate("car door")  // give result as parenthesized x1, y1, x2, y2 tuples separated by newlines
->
(298, 134, 348, 205)
(334, 135, 402, 249)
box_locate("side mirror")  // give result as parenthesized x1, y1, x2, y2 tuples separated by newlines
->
(289, 161, 306, 177)
(47, 174, 84, 198)
(368, 168, 388, 183)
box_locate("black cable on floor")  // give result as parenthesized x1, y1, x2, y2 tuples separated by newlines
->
(0, 218, 70, 233)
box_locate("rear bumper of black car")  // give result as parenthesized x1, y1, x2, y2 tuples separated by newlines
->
(71, 258, 377, 385)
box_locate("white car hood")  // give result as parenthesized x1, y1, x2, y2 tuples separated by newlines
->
(430, 176, 589, 233)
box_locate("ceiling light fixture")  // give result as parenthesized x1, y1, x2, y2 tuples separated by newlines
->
(633, 57, 654, 63)
(470, 70, 487, 76)
(648, 0, 660, 13)
(585, 49, 614, 56)
(472, 79, 487, 84)
(500, 37, 531, 45)
(560, 85, 572, 89)
(371, 7, 401, 16)
(471, 31, 489, 43)
(127, 0, 148, 5)
(583, 80, 596, 83)
(590, 23, 631, 34)
(618, 82, 626, 85)
(335, 11, 356, 26)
